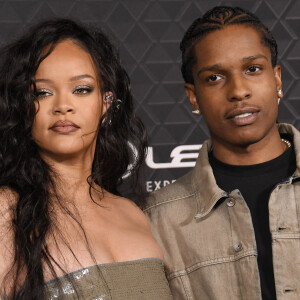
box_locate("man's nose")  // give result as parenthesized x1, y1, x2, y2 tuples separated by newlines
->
(227, 74, 251, 101)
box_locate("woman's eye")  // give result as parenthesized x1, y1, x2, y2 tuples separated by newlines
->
(35, 89, 52, 99)
(247, 66, 261, 73)
(207, 74, 222, 82)
(73, 86, 93, 95)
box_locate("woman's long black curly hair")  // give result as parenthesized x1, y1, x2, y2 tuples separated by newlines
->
(0, 18, 147, 299)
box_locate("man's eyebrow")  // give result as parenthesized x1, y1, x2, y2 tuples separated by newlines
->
(242, 55, 268, 62)
(196, 55, 269, 78)
(196, 64, 222, 77)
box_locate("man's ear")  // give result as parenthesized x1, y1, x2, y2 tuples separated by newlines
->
(184, 83, 201, 116)
(274, 65, 283, 100)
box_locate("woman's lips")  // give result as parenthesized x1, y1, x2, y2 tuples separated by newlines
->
(50, 120, 80, 134)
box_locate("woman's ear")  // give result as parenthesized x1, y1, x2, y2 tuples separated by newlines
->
(185, 83, 201, 116)
(103, 91, 114, 113)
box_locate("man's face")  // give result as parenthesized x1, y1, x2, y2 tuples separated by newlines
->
(185, 25, 282, 149)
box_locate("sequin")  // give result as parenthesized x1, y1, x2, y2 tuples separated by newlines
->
(44, 258, 172, 300)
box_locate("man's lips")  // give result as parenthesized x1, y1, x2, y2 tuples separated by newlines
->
(49, 120, 80, 133)
(225, 107, 260, 126)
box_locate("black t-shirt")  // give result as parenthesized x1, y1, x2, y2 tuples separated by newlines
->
(209, 138, 296, 300)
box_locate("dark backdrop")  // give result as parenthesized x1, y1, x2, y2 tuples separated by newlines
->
(1, 0, 299, 192)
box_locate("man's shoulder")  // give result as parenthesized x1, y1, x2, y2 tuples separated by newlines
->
(143, 170, 196, 212)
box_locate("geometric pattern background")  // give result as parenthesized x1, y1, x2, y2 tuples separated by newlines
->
(0, 0, 299, 192)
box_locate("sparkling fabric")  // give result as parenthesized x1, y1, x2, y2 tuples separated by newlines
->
(44, 258, 172, 300)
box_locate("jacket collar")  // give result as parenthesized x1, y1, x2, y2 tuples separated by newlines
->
(278, 123, 300, 177)
(191, 123, 300, 219)
(191, 139, 227, 220)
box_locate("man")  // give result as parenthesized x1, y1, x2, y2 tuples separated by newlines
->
(143, 6, 300, 300)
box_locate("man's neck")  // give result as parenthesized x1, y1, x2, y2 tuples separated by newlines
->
(212, 129, 287, 165)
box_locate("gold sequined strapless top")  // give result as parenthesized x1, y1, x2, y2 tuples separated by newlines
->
(45, 258, 173, 300)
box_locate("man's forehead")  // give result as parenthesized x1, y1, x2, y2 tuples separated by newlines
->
(192, 25, 272, 67)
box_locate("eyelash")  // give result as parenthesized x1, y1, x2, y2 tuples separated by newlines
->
(35, 89, 52, 99)
(206, 65, 262, 82)
(207, 74, 222, 82)
(34, 85, 94, 99)
(247, 65, 262, 73)
(73, 85, 94, 95)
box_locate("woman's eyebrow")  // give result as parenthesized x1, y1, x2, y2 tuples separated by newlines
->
(35, 78, 53, 83)
(69, 74, 95, 81)
(35, 74, 95, 83)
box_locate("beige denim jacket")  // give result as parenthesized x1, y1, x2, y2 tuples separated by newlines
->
(144, 123, 300, 300)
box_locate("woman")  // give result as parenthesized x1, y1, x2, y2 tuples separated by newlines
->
(0, 19, 172, 299)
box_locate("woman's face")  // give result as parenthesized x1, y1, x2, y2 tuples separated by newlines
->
(32, 39, 106, 160)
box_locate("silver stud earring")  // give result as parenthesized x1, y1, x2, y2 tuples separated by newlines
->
(104, 94, 113, 104)
(278, 89, 282, 104)
(192, 110, 200, 115)
(115, 99, 122, 110)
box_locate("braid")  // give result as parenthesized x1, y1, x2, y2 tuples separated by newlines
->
(180, 6, 278, 84)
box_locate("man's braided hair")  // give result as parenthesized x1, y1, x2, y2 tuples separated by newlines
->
(180, 6, 278, 84)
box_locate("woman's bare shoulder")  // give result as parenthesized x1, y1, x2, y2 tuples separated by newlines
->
(0, 187, 17, 221)
(104, 193, 164, 260)
(106, 193, 149, 227)
(0, 187, 16, 283)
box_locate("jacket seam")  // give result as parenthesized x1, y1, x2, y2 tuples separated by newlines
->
(143, 193, 195, 212)
(295, 183, 300, 231)
(272, 232, 300, 239)
(179, 275, 191, 300)
(167, 249, 257, 280)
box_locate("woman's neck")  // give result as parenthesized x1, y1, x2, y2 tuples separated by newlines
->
(40, 151, 100, 207)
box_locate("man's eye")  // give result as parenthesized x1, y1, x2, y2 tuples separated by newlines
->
(207, 74, 222, 82)
(247, 66, 261, 73)
(73, 86, 93, 95)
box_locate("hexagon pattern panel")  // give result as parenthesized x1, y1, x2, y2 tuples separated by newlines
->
(0, 0, 299, 192)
